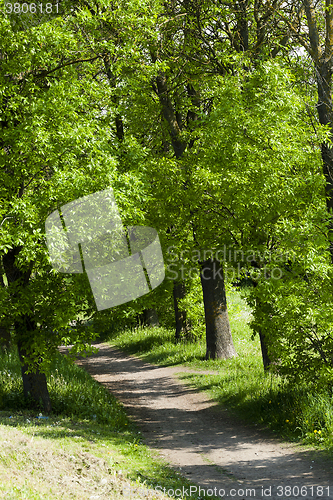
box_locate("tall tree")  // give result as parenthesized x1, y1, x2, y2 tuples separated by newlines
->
(273, 0, 333, 261)
(147, 1, 237, 357)
(0, 4, 148, 410)
(142, 0, 297, 360)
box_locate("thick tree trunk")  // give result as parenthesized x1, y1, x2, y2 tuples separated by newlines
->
(3, 247, 51, 412)
(17, 337, 52, 413)
(173, 281, 191, 342)
(200, 260, 236, 360)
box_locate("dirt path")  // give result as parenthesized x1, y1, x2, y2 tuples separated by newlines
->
(72, 343, 332, 500)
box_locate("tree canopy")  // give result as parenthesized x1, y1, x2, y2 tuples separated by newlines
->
(1, 0, 333, 409)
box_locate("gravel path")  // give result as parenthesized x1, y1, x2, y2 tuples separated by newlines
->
(72, 343, 333, 500)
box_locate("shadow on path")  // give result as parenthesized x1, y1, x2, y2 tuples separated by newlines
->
(61, 343, 333, 500)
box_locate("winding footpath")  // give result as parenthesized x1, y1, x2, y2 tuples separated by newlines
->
(72, 343, 332, 500)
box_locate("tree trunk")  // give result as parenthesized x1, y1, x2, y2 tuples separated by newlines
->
(250, 278, 272, 370)
(18, 347, 52, 413)
(0, 326, 11, 351)
(200, 260, 236, 360)
(258, 329, 271, 370)
(152, 65, 194, 342)
(16, 326, 52, 413)
(316, 62, 333, 263)
(173, 281, 191, 342)
(3, 247, 51, 412)
(142, 308, 159, 327)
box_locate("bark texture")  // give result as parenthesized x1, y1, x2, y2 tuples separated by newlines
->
(200, 260, 236, 360)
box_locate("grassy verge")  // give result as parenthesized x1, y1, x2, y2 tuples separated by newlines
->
(0, 349, 213, 500)
(104, 287, 333, 452)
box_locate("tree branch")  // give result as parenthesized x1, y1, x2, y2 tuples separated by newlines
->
(303, 0, 322, 62)
(31, 55, 101, 79)
(325, 0, 333, 60)
(266, 0, 312, 56)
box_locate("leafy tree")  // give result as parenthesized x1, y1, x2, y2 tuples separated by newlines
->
(135, 0, 305, 360)
(104, 0, 323, 361)
(196, 61, 327, 367)
(2, 0, 330, 397)
(268, 1, 333, 259)
(0, 5, 148, 410)
(116, 0, 239, 357)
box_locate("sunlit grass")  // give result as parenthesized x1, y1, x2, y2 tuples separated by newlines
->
(105, 287, 333, 452)
(0, 349, 215, 500)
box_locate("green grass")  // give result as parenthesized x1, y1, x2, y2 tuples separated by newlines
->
(104, 287, 333, 452)
(0, 348, 217, 500)
(1, 286, 332, 498)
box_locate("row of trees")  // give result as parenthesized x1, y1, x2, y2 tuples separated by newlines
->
(1, 0, 333, 411)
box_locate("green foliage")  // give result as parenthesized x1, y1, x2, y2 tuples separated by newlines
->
(2, 0, 333, 403)
(177, 274, 205, 341)
(110, 324, 205, 365)
(98, 57, 332, 384)
(248, 235, 333, 385)
(93, 275, 175, 338)
(0, 347, 23, 410)
(0, 1, 159, 372)
(0, 16, 108, 365)
(190, 61, 325, 253)
(106, 287, 256, 366)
